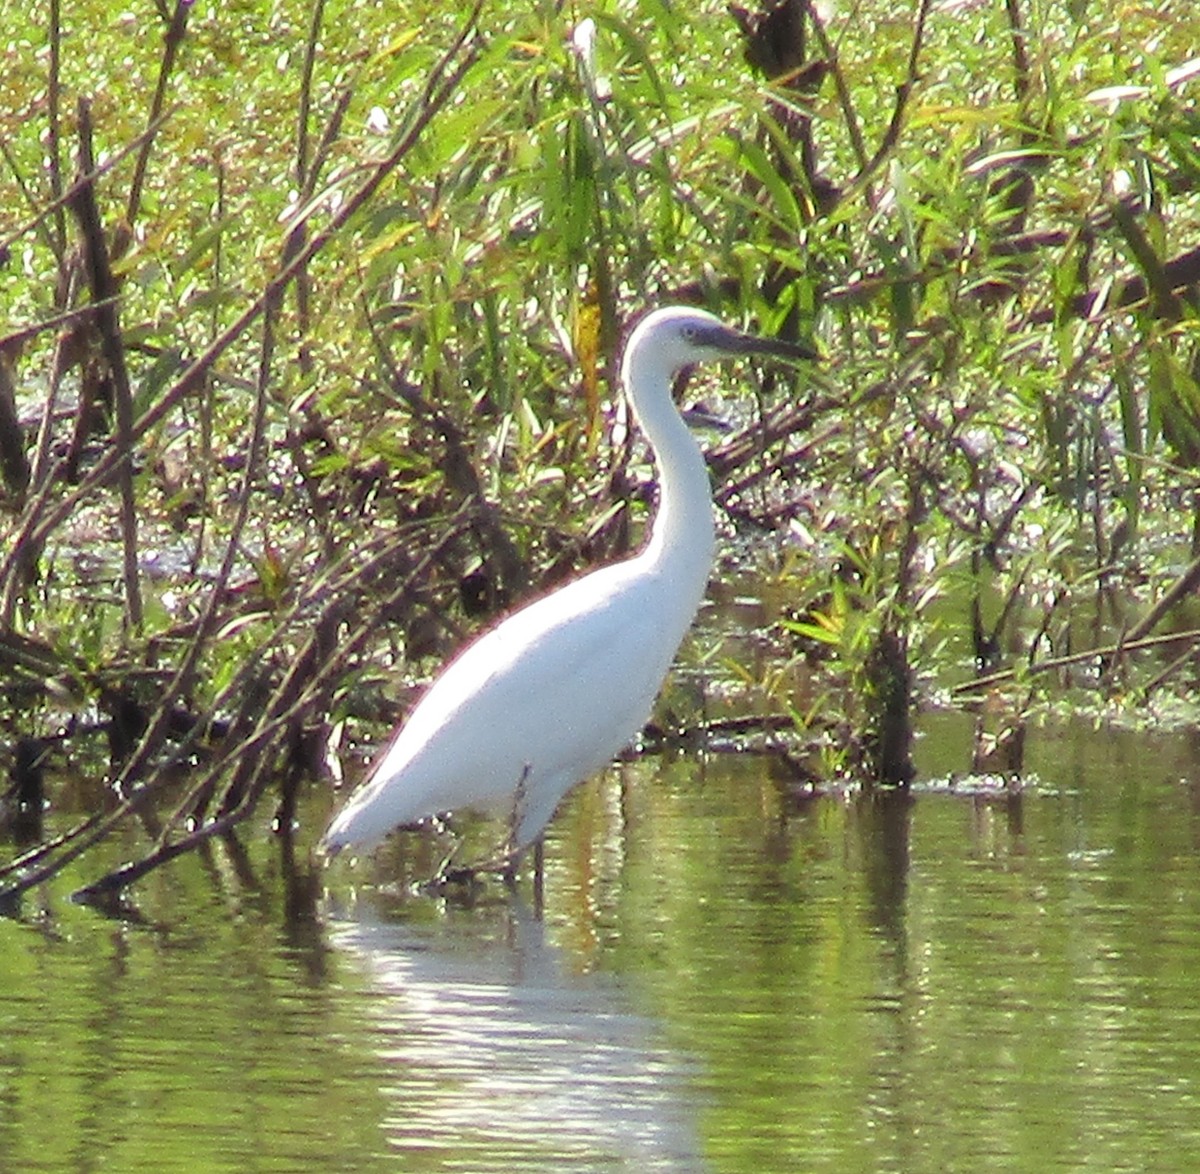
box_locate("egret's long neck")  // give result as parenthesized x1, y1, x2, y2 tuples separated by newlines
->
(622, 349, 716, 615)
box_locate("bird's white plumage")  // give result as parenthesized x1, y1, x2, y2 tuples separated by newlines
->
(321, 306, 809, 860)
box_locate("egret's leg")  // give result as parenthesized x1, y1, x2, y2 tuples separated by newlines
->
(468, 765, 534, 885)
(428, 766, 537, 886)
(507, 764, 532, 851)
(501, 853, 520, 889)
(503, 835, 544, 909)
(425, 814, 460, 875)
(433, 843, 460, 883)
(532, 837, 544, 916)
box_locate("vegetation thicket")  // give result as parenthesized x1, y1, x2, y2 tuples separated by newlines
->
(1, 0, 1198, 900)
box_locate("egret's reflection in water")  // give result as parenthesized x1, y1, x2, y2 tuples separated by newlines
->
(329, 896, 708, 1172)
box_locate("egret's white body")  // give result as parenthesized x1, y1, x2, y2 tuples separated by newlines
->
(321, 306, 810, 860)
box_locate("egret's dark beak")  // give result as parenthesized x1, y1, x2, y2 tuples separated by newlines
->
(729, 329, 820, 362)
(700, 323, 820, 362)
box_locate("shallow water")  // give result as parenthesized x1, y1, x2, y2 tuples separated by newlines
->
(2, 714, 1200, 1172)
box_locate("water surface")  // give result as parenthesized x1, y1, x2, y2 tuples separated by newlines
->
(2, 715, 1199, 1171)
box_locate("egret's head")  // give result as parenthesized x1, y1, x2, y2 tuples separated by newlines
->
(622, 306, 817, 384)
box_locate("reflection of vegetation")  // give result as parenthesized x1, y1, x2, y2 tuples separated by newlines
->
(2, 0, 1200, 898)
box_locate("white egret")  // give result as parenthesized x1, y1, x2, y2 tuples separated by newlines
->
(321, 306, 814, 867)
